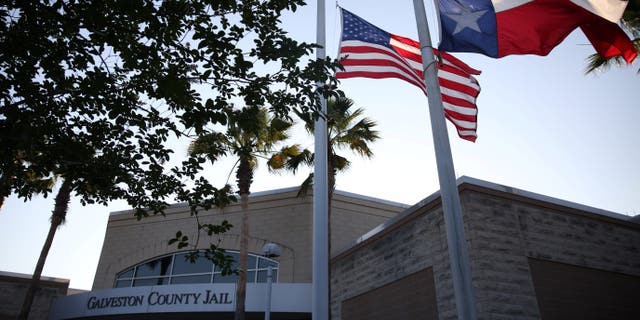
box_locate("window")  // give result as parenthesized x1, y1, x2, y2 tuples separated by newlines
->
(114, 250, 279, 288)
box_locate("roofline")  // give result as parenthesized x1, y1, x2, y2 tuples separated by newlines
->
(334, 189, 410, 209)
(333, 175, 636, 260)
(456, 176, 631, 221)
(0, 271, 70, 284)
(110, 186, 409, 216)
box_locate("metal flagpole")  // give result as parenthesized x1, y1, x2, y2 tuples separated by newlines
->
(313, 0, 329, 319)
(411, 0, 478, 319)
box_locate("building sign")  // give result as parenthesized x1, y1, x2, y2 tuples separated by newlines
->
(86, 289, 233, 310)
(49, 283, 237, 318)
(49, 283, 313, 319)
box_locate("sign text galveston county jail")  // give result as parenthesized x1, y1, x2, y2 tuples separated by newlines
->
(87, 289, 232, 310)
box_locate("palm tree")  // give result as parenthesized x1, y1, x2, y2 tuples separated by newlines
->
(188, 106, 296, 320)
(585, 5, 639, 74)
(270, 96, 379, 318)
(273, 96, 379, 204)
(18, 178, 71, 320)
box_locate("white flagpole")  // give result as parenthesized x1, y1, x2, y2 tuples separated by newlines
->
(411, 0, 478, 319)
(313, 0, 329, 319)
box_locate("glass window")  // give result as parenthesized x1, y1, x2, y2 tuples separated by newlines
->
(114, 250, 278, 288)
(258, 257, 278, 269)
(118, 268, 134, 279)
(257, 270, 268, 283)
(173, 253, 213, 275)
(135, 256, 173, 277)
(214, 273, 238, 283)
(246, 271, 256, 283)
(171, 274, 212, 284)
(247, 255, 257, 269)
(256, 269, 278, 283)
(115, 279, 132, 288)
(133, 277, 170, 287)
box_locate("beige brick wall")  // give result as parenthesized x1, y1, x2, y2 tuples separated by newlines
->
(330, 201, 456, 320)
(0, 273, 69, 320)
(463, 188, 640, 319)
(331, 184, 640, 320)
(92, 188, 406, 290)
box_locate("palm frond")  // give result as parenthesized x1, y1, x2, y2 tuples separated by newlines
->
(293, 108, 316, 133)
(622, 2, 640, 37)
(188, 132, 229, 163)
(332, 154, 350, 172)
(296, 173, 314, 198)
(285, 149, 314, 174)
(267, 145, 301, 172)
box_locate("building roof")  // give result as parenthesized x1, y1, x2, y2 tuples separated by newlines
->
(335, 175, 638, 259)
(110, 186, 410, 216)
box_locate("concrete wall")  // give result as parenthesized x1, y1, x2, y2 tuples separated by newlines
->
(331, 183, 640, 320)
(92, 188, 406, 290)
(0, 272, 69, 320)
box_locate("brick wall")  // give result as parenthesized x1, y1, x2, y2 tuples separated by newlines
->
(331, 202, 458, 320)
(92, 189, 405, 290)
(463, 188, 640, 319)
(0, 273, 69, 320)
(331, 184, 640, 320)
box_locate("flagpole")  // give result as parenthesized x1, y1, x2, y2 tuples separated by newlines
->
(313, 0, 329, 319)
(411, 1, 477, 319)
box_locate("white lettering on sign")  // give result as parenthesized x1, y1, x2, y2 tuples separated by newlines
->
(86, 289, 232, 310)
(87, 295, 144, 309)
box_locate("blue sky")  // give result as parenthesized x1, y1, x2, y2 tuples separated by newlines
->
(1, 0, 638, 290)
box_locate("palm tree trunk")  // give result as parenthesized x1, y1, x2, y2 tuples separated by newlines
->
(327, 145, 336, 320)
(234, 158, 252, 320)
(18, 179, 71, 320)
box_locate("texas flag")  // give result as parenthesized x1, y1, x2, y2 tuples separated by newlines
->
(438, 0, 637, 63)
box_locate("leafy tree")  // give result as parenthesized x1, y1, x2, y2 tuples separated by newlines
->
(188, 106, 298, 320)
(585, 4, 640, 74)
(1, 1, 338, 318)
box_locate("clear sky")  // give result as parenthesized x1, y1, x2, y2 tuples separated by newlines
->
(1, 0, 638, 290)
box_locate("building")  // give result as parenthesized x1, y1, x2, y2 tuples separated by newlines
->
(0, 271, 71, 320)
(50, 187, 407, 319)
(331, 177, 640, 320)
(50, 177, 640, 319)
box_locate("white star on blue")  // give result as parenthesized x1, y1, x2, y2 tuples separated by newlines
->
(341, 9, 391, 48)
(438, 0, 498, 57)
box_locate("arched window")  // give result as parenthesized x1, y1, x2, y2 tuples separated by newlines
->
(114, 251, 278, 288)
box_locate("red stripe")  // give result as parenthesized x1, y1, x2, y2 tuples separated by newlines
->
(437, 50, 482, 75)
(443, 107, 477, 122)
(439, 78, 480, 97)
(442, 94, 476, 110)
(340, 45, 421, 76)
(337, 71, 426, 92)
(444, 114, 477, 142)
(339, 24, 481, 142)
(438, 63, 474, 80)
(339, 57, 425, 86)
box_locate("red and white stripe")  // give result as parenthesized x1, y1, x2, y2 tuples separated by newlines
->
(337, 33, 481, 142)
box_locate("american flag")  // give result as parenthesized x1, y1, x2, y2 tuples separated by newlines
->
(337, 8, 481, 142)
